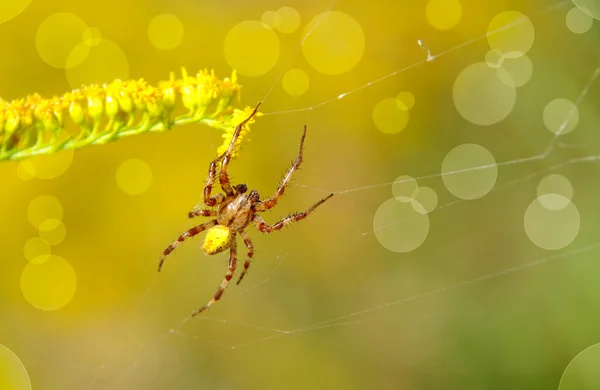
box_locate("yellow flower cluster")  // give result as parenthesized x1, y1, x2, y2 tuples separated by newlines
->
(0, 68, 260, 161)
(217, 104, 263, 157)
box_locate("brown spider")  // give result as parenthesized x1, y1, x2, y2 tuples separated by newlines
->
(158, 102, 334, 316)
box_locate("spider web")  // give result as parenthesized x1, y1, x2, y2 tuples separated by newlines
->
(83, 1, 600, 389)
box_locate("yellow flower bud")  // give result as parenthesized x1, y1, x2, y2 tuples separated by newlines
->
(161, 86, 176, 108)
(21, 109, 34, 129)
(146, 100, 160, 118)
(105, 95, 119, 117)
(42, 113, 59, 131)
(69, 101, 85, 124)
(87, 96, 104, 120)
(5, 114, 20, 133)
(181, 85, 196, 112)
(118, 92, 134, 113)
(52, 101, 65, 127)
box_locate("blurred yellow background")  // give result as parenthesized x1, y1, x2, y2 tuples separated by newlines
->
(2, 0, 600, 389)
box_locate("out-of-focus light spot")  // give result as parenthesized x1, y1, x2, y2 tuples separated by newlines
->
(559, 343, 600, 390)
(261, 10, 280, 29)
(23, 237, 51, 264)
(0, 0, 31, 24)
(83, 27, 102, 46)
(373, 198, 430, 253)
(566, 6, 594, 33)
(442, 143, 497, 200)
(537, 174, 573, 210)
(282, 68, 309, 97)
(572, 0, 600, 20)
(0, 344, 32, 390)
(276, 6, 300, 33)
(16, 161, 34, 181)
(21, 255, 77, 311)
(543, 98, 579, 135)
(426, 0, 462, 30)
(453, 62, 516, 126)
(36, 13, 89, 69)
(497, 54, 533, 87)
(524, 195, 580, 250)
(148, 14, 185, 50)
(39, 218, 67, 245)
(66, 39, 129, 88)
(485, 50, 504, 68)
(18, 148, 74, 180)
(224, 21, 280, 77)
(302, 11, 365, 75)
(537, 194, 573, 213)
(487, 11, 535, 58)
(116, 158, 153, 195)
(411, 186, 438, 214)
(392, 175, 418, 202)
(373, 97, 410, 134)
(27, 195, 63, 229)
(396, 91, 415, 110)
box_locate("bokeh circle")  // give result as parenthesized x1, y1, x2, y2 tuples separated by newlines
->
(373, 198, 430, 253)
(21, 255, 77, 311)
(559, 342, 600, 390)
(302, 11, 365, 75)
(148, 14, 185, 50)
(0, 344, 31, 390)
(224, 21, 280, 77)
(441, 144, 498, 200)
(524, 195, 580, 250)
(453, 62, 517, 126)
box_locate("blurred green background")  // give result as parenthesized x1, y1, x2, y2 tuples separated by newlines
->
(2, 0, 600, 389)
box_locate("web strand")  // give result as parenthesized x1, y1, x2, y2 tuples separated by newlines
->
(543, 65, 600, 156)
(259, 1, 340, 103)
(261, 0, 571, 117)
(225, 241, 600, 351)
(168, 60, 600, 354)
(84, 0, 599, 388)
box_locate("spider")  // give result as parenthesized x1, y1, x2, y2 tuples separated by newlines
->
(158, 102, 334, 316)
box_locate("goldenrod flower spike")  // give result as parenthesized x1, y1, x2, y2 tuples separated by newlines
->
(215, 106, 263, 157)
(0, 68, 258, 162)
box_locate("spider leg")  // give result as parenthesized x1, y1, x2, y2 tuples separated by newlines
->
(188, 209, 217, 219)
(158, 220, 217, 272)
(236, 230, 254, 285)
(192, 233, 238, 316)
(254, 125, 306, 212)
(253, 193, 334, 233)
(203, 156, 227, 207)
(219, 102, 261, 196)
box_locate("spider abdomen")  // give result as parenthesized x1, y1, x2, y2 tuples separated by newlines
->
(203, 225, 231, 255)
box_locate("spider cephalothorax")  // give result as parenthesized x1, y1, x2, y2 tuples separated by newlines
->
(203, 188, 258, 254)
(158, 102, 333, 316)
